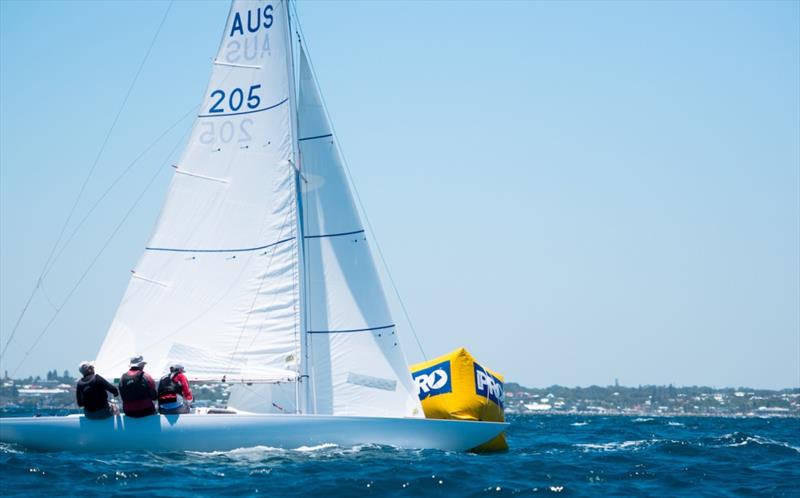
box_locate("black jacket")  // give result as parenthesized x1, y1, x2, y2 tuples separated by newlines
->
(76, 374, 119, 412)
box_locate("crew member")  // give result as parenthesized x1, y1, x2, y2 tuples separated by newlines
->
(157, 364, 194, 415)
(76, 361, 119, 419)
(119, 355, 157, 417)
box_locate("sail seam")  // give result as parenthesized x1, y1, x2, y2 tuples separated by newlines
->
(307, 324, 395, 334)
(304, 229, 364, 239)
(298, 133, 333, 142)
(145, 236, 295, 253)
(198, 98, 289, 118)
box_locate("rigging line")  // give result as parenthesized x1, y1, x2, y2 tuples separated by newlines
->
(10, 130, 185, 377)
(0, 104, 195, 361)
(0, 1, 174, 361)
(43, 105, 198, 279)
(289, 3, 427, 361)
(288, 104, 306, 403)
(296, 125, 311, 407)
(38, 284, 61, 313)
(5, 30, 241, 372)
(287, 0, 309, 414)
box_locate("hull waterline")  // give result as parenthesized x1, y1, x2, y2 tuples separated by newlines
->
(0, 413, 508, 452)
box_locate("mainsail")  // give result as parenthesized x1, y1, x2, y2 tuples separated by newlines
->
(95, 0, 422, 418)
(95, 0, 301, 384)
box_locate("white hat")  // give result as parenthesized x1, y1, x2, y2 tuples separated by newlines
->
(129, 355, 147, 368)
(78, 361, 94, 376)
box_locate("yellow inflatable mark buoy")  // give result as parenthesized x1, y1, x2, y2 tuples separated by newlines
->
(409, 348, 508, 452)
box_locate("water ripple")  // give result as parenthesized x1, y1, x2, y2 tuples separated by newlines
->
(1, 414, 798, 496)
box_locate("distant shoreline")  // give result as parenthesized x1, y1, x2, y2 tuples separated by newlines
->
(2, 375, 798, 419)
(505, 382, 799, 418)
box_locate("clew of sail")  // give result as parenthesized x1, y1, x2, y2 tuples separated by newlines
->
(95, 0, 301, 384)
(297, 47, 423, 418)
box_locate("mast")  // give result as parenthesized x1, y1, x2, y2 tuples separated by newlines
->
(285, 0, 310, 414)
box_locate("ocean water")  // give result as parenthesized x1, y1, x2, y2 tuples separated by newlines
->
(1, 414, 798, 497)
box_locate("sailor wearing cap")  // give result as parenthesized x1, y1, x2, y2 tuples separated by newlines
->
(118, 355, 157, 417)
(157, 364, 194, 415)
(75, 361, 119, 419)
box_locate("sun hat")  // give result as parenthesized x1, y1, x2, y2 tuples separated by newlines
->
(129, 355, 147, 369)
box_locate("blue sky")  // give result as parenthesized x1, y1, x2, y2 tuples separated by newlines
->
(1, 1, 798, 388)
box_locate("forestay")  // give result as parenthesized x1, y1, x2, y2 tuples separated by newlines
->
(95, 0, 301, 384)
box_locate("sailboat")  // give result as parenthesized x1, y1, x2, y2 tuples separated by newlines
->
(0, 0, 507, 452)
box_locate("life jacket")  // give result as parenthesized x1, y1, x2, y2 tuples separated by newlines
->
(77, 374, 109, 412)
(158, 373, 182, 404)
(120, 370, 151, 401)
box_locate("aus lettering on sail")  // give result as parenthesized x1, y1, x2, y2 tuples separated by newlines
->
(223, 4, 275, 64)
(230, 4, 273, 36)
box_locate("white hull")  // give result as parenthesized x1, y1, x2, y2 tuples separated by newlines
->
(0, 413, 507, 452)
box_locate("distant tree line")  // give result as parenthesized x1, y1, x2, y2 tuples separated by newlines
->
(507, 382, 798, 399)
(505, 383, 799, 412)
(3, 369, 75, 384)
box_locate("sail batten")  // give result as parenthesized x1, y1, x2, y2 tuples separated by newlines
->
(213, 60, 262, 69)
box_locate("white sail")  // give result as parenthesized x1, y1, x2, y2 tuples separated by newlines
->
(297, 48, 423, 418)
(0, 1, 510, 454)
(95, 0, 301, 384)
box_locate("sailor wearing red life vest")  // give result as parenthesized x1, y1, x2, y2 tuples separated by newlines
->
(118, 355, 157, 417)
(157, 364, 194, 415)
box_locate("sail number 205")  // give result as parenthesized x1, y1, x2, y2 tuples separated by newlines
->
(208, 84, 261, 114)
